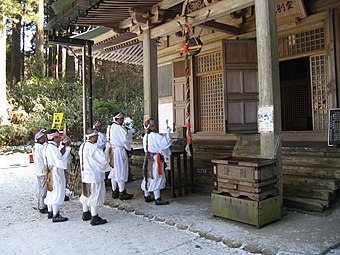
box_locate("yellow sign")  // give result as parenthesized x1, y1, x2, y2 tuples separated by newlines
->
(51, 112, 64, 131)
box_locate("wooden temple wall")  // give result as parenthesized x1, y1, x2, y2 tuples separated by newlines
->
(155, 4, 340, 212)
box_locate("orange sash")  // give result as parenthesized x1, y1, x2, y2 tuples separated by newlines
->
(156, 154, 162, 176)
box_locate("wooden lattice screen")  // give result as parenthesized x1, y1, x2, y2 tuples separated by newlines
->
(196, 52, 224, 132)
(279, 27, 328, 130)
(279, 27, 325, 58)
(311, 55, 328, 130)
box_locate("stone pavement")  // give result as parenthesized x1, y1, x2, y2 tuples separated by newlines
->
(105, 179, 340, 255)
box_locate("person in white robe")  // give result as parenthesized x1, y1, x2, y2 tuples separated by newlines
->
(79, 128, 110, 226)
(44, 129, 70, 223)
(33, 129, 48, 213)
(141, 118, 172, 205)
(93, 120, 107, 150)
(108, 112, 134, 200)
(60, 135, 74, 200)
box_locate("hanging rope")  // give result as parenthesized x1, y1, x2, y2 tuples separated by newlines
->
(183, 18, 192, 157)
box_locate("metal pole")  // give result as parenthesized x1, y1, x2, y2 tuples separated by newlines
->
(82, 46, 86, 141)
(88, 43, 93, 128)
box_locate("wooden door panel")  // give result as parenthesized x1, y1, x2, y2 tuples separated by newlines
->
(224, 40, 258, 133)
(245, 101, 258, 123)
(226, 71, 243, 93)
(227, 102, 244, 124)
(243, 71, 258, 93)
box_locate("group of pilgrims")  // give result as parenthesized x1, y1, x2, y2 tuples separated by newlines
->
(32, 112, 172, 226)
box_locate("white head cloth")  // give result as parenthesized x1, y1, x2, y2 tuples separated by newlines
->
(114, 112, 124, 119)
(86, 130, 98, 139)
(47, 132, 59, 140)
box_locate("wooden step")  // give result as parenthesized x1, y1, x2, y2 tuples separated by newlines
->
(283, 185, 336, 201)
(283, 174, 340, 190)
(282, 165, 340, 179)
(282, 155, 340, 168)
(283, 196, 330, 212)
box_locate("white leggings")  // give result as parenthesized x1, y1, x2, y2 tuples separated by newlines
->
(144, 189, 161, 200)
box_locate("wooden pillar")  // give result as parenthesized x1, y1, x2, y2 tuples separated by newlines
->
(143, 29, 159, 125)
(255, 0, 283, 198)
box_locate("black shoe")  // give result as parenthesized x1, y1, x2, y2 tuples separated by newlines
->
(64, 195, 70, 201)
(52, 214, 68, 223)
(39, 208, 48, 214)
(47, 211, 53, 219)
(90, 214, 107, 226)
(112, 189, 119, 199)
(155, 198, 169, 206)
(82, 211, 91, 221)
(144, 195, 155, 203)
(119, 190, 134, 200)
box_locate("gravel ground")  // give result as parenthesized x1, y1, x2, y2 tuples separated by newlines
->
(1, 152, 340, 255)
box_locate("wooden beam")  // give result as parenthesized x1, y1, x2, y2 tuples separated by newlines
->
(119, 0, 185, 29)
(150, 0, 254, 39)
(197, 20, 241, 35)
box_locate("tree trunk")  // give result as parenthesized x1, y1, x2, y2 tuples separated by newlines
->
(66, 51, 75, 81)
(0, 20, 8, 125)
(10, 19, 22, 86)
(35, 0, 44, 77)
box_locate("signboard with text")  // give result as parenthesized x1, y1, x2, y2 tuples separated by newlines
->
(328, 108, 340, 146)
(51, 112, 64, 131)
(276, 0, 307, 24)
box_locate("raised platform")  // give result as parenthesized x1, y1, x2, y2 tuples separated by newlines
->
(211, 193, 281, 228)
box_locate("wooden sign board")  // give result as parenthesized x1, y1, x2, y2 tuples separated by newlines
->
(276, 0, 307, 24)
(328, 108, 340, 146)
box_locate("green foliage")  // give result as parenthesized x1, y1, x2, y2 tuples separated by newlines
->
(0, 0, 37, 26)
(7, 77, 84, 143)
(4, 60, 144, 145)
(0, 124, 30, 146)
(93, 99, 120, 129)
(93, 60, 144, 132)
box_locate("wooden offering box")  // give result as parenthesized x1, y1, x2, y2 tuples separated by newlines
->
(212, 157, 277, 183)
(212, 157, 278, 201)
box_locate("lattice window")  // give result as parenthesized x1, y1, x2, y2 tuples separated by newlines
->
(311, 55, 328, 130)
(279, 28, 325, 58)
(196, 52, 222, 74)
(199, 74, 224, 131)
(196, 51, 223, 132)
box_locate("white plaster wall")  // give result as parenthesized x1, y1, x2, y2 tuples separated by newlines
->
(158, 103, 173, 133)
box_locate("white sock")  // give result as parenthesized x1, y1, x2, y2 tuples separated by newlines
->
(52, 205, 59, 217)
(47, 205, 52, 212)
(144, 191, 150, 197)
(154, 190, 161, 200)
(82, 204, 89, 213)
(118, 181, 125, 192)
(90, 206, 98, 216)
(111, 180, 118, 191)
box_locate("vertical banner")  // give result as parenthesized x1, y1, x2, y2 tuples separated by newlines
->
(51, 112, 64, 131)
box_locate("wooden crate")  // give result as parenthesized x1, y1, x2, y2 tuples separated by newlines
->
(212, 157, 277, 183)
(214, 178, 277, 194)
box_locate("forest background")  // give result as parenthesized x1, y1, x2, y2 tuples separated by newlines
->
(0, 0, 144, 147)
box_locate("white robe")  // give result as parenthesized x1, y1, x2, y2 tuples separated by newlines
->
(79, 141, 111, 206)
(141, 129, 172, 192)
(108, 122, 132, 182)
(33, 142, 46, 176)
(96, 132, 107, 150)
(44, 141, 69, 206)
